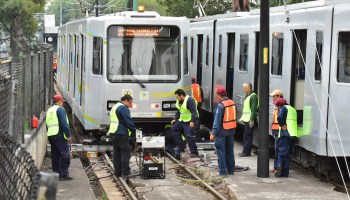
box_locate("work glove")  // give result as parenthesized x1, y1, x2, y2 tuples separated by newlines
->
(249, 120, 254, 128)
(210, 134, 215, 142)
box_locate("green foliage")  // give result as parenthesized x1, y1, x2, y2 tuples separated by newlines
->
(0, 0, 45, 39)
(158, 0, 232, 18)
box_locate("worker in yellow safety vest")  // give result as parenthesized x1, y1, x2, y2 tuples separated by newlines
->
(269, 89, 284, 173)
(46, 95, 73, 181)
(274, 98, 298, 178)
(239, 82, 259, 157)
(107, 94, 136, 179)
(171, 89, 199, 159)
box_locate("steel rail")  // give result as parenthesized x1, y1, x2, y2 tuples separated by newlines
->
(104, 154, 138, 200)
(165, 152, 228, 200)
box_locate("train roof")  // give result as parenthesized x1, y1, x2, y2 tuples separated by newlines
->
(60, 11, 189, 28)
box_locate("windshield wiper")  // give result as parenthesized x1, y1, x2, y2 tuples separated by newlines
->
(127, 69, 146, 88)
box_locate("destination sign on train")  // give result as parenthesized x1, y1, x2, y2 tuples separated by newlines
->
(117, 27, 170, 37)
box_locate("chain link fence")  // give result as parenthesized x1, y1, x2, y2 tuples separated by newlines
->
(0, 43, 54, 199)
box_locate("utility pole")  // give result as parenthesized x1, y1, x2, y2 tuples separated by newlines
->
(133, 0, 138, 11)
(95, 0, 99, 17)
(60, 3, 62, 26)
(257, 0, 270, 178)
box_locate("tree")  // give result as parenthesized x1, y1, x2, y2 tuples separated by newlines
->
(0, 0, 45, 58)
(233, 0, 250, 12)
(158, 0, 232, 18)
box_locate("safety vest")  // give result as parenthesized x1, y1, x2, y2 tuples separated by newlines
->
(221, 99, 237, 129)
(278, 105, 298, 138)
(271, 108, 279, 131)
(176, 95, 198, 122)
(240, 92, 259, 122)
(108, 102, 131, 136)
(46, 105, 69, 139)
(191, 84, 202, 103)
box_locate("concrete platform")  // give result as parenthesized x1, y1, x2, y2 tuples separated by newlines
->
(202, 141, 349, 200)
(51, 158, 96, 200)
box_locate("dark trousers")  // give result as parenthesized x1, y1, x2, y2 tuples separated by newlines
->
(242, 122, 255, 156)
(49, 134, 71, 178)
(272, 130, 279, 169)
(171, 120, 198, 155)
(214, 135, 235, 175)
(277, 136, 295, 177)
(112, 134, 131, 176)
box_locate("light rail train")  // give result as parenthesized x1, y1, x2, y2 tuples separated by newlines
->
(56, 10, 190, 134)
(189, 0, 350, 180)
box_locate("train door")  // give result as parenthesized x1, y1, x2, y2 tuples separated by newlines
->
(226, 33, 235, 99)
(197, 34, 203, 85)
(80, 34, 85, 107)
(328, 6, 350, 156)
(74, 34, 78, 101)
(291, 29, 307, 125)
(254, 32, 260, 96)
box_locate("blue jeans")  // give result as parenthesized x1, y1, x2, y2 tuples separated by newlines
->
(48, 134, 71, 178)
(272, 130, 279, 169)
(171, 120, 198, 155)
(214, 135, 235, 175)
(277, 136, 294, 177)
(242, 122, 255, 156)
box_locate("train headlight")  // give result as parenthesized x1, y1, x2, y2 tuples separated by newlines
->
(171, 103, 177, 108)
(132, 103, 138, 109)
(150, 103, 161, 110)
(163, 103, 171, 109)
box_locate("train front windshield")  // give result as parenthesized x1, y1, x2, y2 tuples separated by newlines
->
(107, 26, 180, 82)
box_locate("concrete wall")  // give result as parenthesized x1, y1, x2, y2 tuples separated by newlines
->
(24, 112, 48, 168)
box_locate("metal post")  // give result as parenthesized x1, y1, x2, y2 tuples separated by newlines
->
(127, 0, 133, 11)
(257, 0, 270, 178)
(60, 3, 62, 26)
(95, 0, 99, 17)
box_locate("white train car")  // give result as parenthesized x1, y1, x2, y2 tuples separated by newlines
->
(56, 11, 191, 133)
(190, 0, 350, 180)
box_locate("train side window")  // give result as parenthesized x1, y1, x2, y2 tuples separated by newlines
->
(190, 37, 194, 65)
(92, 37, 103, 75)
(315, 31, 323, 81)
(218, 35, 222, 68)
(206, 36, 209, 67)
(239, 34, 249, 71)
(184, 37, 189, 75)
(75, 35, 79, 70)
(271, 32, 284, 76)
(81, 34, 85, 73)
(337, 32, 350, 83)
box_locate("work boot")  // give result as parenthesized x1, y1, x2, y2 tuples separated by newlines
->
(274, 167, 282, 177)
(59, 176, 74, 181)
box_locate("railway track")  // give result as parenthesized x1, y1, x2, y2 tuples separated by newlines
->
(101, 151, 230, 200)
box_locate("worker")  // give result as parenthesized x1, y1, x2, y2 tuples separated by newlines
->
(46, 95, 73, 181)
(107, 94, 136, 179)
(171, 89, 199, 158)
(274, 98, 298, 178)
(191, 77, 204, 128)
(239, 82, 259, 157)
(164, 124, 186, 159)
(269, 89, 284, 173)
(210, 88, 236, 176)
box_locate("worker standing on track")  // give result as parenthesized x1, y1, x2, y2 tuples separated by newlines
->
(171, 89, 199, 158)
(46, 95, 73, 181)
(210, 88, 236, 176)
(107, 94, 136, 179)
